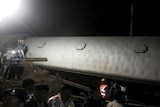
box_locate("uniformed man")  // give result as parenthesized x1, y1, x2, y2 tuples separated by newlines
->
(99, 78, 108, 100)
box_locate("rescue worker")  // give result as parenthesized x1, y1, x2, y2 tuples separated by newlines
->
(16, 39, 25, 59)
(99, 78, 108, 100)
(1, 48, 14, 81)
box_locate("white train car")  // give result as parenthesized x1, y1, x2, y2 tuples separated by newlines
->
(23, 36, 160, 84)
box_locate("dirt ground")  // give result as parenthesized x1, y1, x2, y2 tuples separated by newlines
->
(0, 61, 63, 96)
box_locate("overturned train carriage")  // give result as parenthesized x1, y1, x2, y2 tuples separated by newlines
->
(24, 36, 160, 84)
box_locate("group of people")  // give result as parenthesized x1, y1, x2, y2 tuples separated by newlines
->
(0, 78, 75, 107)
(0, 76, 127, 107)
(0, 39, 26, 81)
(99, 78, 127, 107)
(0, 38, 127, 107)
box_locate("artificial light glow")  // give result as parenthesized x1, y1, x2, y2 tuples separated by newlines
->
(12, 50, 16, 54)
(0, 0, 20, 21)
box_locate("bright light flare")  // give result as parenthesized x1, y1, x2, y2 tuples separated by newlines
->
(0, 0, 20, 21)
(12, 50, 16, 54)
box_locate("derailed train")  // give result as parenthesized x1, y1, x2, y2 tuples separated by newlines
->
(1, 35, 160, 84)
(1, 35, 160, 106)
(25, 36, 160, 84)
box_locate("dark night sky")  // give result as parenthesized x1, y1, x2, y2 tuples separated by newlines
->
(0, 0, 160, 36)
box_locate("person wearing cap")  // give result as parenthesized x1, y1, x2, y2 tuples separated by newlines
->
(47, 84, 75, 107)
(99, 78, 109, 100)
(1, 87, 28, 107)
(25, 83, 49, 107)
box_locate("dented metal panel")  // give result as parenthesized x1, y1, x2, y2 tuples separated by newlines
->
(25, 36, 160, 83)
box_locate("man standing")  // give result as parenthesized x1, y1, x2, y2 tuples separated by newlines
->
(48, 85, 75, 107)
(99, 78, 108, 100)
(16, 39, 25, 59)
(1, 48, 14, 81)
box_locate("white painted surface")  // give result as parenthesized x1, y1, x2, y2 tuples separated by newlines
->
(25, 36, 160, 82)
